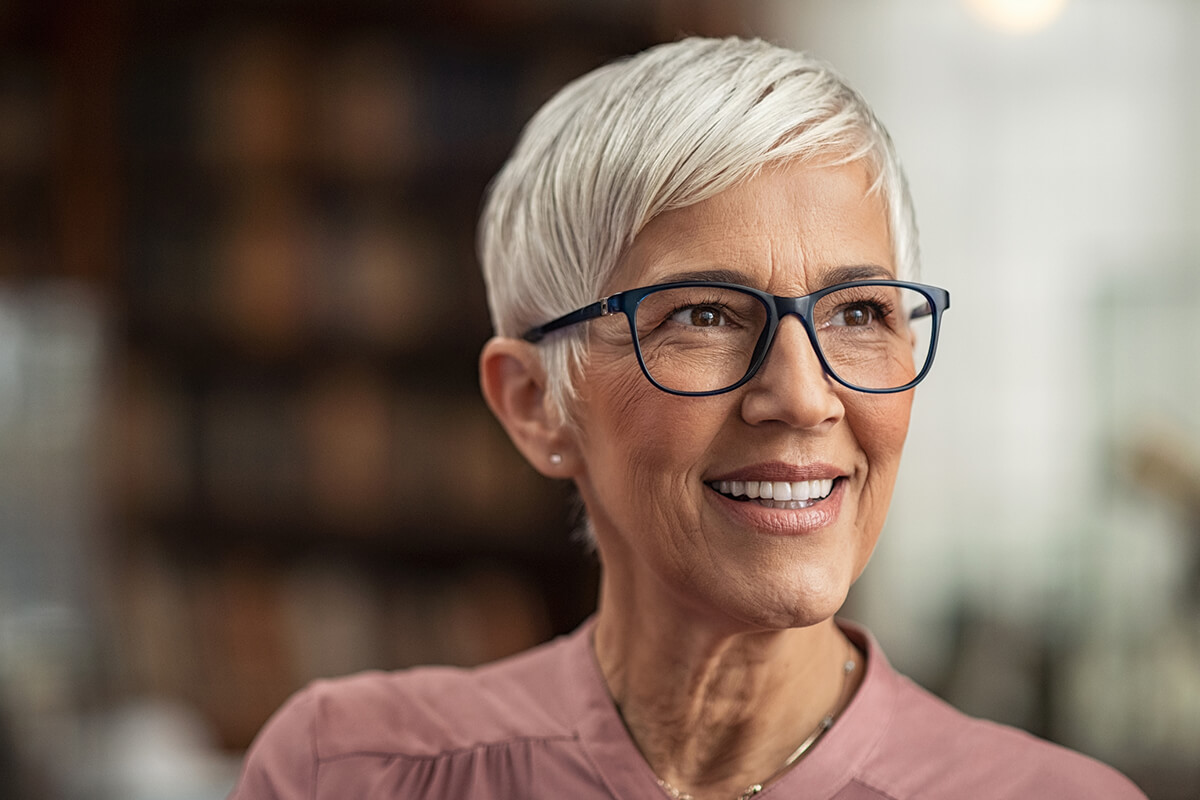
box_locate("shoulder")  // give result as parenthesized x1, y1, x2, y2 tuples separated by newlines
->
(857, 673, 1147, 799)
(228, 628, 587, 799)
(298, 637, 580, 758)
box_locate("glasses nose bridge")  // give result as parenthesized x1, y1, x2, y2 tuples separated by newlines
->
(761, 293, 822, 362)
(772, 294, 810, 325)
(768, 295, 820, 347)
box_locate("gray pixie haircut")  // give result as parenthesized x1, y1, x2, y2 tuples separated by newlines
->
(478, 36, 919, 425)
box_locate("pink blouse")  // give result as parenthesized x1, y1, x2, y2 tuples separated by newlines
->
(229, 619, 1146, 799)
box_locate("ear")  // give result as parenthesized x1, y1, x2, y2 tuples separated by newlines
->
(479, 336, 576, 478)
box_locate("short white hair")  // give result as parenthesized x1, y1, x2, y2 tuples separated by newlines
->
(478, 36, 919, 425)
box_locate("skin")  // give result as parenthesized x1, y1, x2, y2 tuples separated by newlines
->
(481, 159, 913, 799)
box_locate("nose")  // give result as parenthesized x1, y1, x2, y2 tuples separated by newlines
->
(740, 315, 845, 429)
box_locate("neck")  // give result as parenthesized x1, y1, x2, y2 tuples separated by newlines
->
(592, 574, 861, 800)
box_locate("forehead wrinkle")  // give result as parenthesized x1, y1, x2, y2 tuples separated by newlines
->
(766, 225, 813, 296)
(613, 160, 891, 296)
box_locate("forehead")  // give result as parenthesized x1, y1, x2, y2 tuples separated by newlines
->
(610, 160, 893, 294)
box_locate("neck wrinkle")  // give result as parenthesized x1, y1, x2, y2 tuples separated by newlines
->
(592, 576, 854, 798)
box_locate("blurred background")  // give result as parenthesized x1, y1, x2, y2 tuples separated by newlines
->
(0, 0, 1196, 797)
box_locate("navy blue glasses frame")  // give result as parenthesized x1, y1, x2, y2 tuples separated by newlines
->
(521, 279, 951, 396)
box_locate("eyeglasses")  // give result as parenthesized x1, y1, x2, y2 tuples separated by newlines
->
(522, 280, 950, 395)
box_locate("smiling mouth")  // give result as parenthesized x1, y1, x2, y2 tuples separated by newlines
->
(707, 478, 839, 510)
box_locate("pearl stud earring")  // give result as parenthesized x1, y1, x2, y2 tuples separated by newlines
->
(549, 453, 563, 465)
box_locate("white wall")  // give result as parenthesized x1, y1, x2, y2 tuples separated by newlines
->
(762, 0, 1200, 700)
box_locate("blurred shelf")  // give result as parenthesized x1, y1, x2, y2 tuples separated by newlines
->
(118, 508, 587, 570)
(5, 0, 757, 755)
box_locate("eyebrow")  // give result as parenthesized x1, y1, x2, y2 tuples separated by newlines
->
(820, 264, 896, 284)
(649, 264, 897, 292)
(651, 268, 756, 285)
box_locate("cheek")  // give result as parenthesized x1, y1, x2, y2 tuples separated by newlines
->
(842, 394, 912, 582)
(577, 357, 674, 502)
(584, 355, 658, 448)
(852, 393, 913, 516)
(873, 393, 913, 454)
(577, 354, 720, 501)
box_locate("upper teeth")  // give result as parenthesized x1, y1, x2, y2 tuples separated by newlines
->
(713, 479, 834, 501)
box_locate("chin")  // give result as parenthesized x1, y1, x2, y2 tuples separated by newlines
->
(778, 594, 849, 630)
(716, 570, 852, 632)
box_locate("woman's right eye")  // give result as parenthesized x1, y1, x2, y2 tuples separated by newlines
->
(670, 305, 727, 327)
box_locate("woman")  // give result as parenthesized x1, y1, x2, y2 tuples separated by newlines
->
(230, 37, 1145, 799)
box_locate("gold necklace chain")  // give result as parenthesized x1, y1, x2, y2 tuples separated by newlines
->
(655, 656, 857, 800)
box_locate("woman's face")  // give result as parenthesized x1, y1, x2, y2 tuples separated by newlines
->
(570, 160, 913, 631)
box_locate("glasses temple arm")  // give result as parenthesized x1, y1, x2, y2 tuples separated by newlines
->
(910, 305, 933, 321)
(521, 299, 613, 343)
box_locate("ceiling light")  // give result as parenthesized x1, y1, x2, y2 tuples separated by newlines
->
(965, 0, 1070, 34)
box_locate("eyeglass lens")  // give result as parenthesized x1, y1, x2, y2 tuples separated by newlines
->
(631, 284, 934, 393)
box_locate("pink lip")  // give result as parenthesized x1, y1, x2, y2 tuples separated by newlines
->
(706, 461, 846, 483)
(707, 476, 846, 536)
(704, 462, 848, 536)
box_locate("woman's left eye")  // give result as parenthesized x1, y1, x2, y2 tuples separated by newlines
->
(671, 305, 727, 327)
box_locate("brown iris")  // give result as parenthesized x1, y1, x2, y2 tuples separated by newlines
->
(690, 306, 722, 326)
